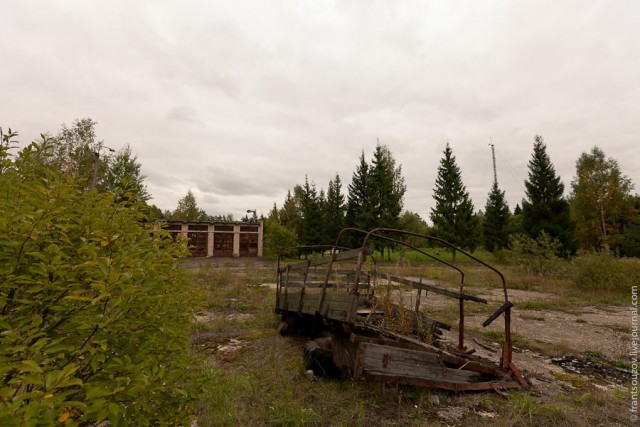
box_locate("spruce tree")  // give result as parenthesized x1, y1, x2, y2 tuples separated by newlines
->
(172, 189, 208, 221)
(295, 177, 323, 251)
(370, 144, 406, 227)
(325, 173, 346, 244)
(369, 143, 406, 258)
(279, 190, 301, 232)
(430, 143, 478, 260)
(522, 135, 576, 255)
(483, 182, 510, 251)
(346, 152, 374, 245)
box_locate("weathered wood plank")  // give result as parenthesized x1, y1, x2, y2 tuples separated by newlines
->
(359, 342, 479, 383)
(363, 373, 521, 391)
(287, 262, 310, 272)
(333, 248, 366, 262)
(369, 272, 487, 303)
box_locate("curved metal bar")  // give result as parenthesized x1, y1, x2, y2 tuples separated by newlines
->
(333, 227, 370, 251)
(361, 228, 508, 303)
(356, 233, 465, 284)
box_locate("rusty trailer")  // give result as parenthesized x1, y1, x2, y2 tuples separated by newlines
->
(275, 228, 527, 392)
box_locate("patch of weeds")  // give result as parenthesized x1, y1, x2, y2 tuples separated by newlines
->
(517, 300, 559, 310)
(507, 391, 536, 425)
(551, 372, 589, 389)
(483, 329, 527, 347)
(527, 339, 572, 358)
(607, 323, 631, 333)
(520, 312, 546, 321)
(263, 402, 319, 425)
(585, 349, 606, 360)
(508, 391, 571, 426)
(611, 360, 631, 370)
(569, 391, 594, 406)
(536, 403, 570, 425)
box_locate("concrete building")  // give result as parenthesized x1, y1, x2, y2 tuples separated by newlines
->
(164, 220, 263, 257)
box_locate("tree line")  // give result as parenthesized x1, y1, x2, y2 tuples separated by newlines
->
(29, 117, 638, 258)
(266, 136, 640, 258)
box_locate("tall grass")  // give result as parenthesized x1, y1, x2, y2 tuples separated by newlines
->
(573, 252, 640, 293)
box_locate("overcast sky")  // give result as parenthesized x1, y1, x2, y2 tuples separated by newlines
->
(2, 1, 638, 222)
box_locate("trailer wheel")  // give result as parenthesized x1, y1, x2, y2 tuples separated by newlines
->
(304, 339, 340, 378)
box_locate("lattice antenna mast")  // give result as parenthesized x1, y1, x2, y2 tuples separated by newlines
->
(489, 139, 497, 186)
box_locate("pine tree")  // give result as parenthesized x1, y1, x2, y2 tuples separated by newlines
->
(483, 182, 510, 251)
(279, 190, 301, 232)
(172, 189, 208, 221)
(324, 173, 346, 244)
(295, 177, 323, 251)
(346, 152, 374, 246)
(369, 143, 406, 258)
(370, 144, 406, 227)
(522, 135, 576, 255)
(430, 143, 478, 260)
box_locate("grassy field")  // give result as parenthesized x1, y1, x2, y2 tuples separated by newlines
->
(186, 256, 633, 426)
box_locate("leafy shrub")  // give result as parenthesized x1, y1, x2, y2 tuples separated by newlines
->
(263, 220, 298, 258)
(573, 251, 640, 293)
(0, 139, 198, 425)
(504, 232, 568, 276)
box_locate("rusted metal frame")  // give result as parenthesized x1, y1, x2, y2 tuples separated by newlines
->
(360, 228, 512, 355)
(368, 272, 487, 303)
(316, 246, 365, 313)
(297, 259, 311, 314)
(362, 373, 521, 392)
(415, 277, 423, 314)
(502, 307, 513, 369)
(482, 301, 514, 369)
(331, 228, 516, 382)
(358, 231, 469, 346)
(459, 297, 466, 351)
(509, 360, 527, 386)
(283, 265, 291, 311)
(347, 247, 368, 324)
(329, 228, 378, 325)
(359, 229, 471, 348)
(275, 254, 282, 313)
(357, 232, 466, 286)
(360, 227, 508, 301)
(332, 227, 377, 291)
(318, 251, 339, 313)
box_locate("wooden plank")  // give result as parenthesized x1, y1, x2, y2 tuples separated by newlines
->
(363, 373, 522, 391)
(321, 292, 354, 303)
(287, 262, 310, 272)
(482, 301, 513, 327)
(359, 342, 479, 383)
(369, 272, 487, 303)
(334, 248, 367, 262)
(308, 257, 334, 267)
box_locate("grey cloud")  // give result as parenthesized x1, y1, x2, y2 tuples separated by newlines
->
(2, 0, 639, 222)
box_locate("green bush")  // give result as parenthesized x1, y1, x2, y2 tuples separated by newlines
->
(504, 232, 568, 276)
(263, 220, 298, 259)
(573, 251, 640, 293)
(0, 139, 198, 425)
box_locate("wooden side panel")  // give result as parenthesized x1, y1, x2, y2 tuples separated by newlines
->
(321, 292, 356, 321)
(358, 342, 479, 383)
